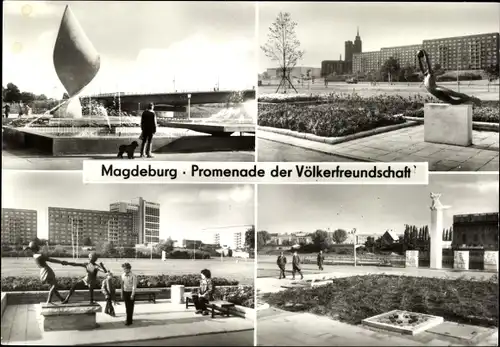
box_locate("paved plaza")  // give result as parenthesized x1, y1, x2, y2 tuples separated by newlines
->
(257, 126, 499, 171)
(1, 149, 255, 170)
(1, 300, 254, 345)
(257, 307, 498, 346)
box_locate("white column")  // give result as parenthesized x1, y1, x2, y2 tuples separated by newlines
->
(429, 193, 451, 269)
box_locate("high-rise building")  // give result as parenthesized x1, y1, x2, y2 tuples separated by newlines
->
(1, 208, 37, 244)
(201, 225, 251, 250)
(48, 207, 135, 246)
(344, 27, 363, 73)
(352, 32, 499, 74)
(110, 197, 160, 245)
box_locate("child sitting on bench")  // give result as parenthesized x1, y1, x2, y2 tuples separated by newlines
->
(192, 269, 214, 316)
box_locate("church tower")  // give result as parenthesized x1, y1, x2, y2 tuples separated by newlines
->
(354, 26, 362, 54)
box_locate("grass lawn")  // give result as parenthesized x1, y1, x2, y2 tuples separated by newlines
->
(263, 274, 498, 327)
(1, 257, 254, 285)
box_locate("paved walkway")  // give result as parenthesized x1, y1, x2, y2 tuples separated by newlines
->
(257, 307, 497, 346)
(1, 300, 253, 345)
(2, 150, 255, 170)
(258, 125, 499, 171)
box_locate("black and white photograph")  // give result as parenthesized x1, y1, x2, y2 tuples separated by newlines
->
(257, 2, 499, 172)
(1, 171, 255, 345)
(256, 174, 499, 346)
(2, 1, 257, 170)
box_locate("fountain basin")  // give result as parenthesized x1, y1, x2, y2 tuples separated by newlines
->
(2, 126, 254, 156)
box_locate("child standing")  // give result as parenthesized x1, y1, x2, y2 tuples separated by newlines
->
(102, 271, 117, 317)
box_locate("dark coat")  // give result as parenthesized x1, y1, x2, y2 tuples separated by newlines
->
(141, 110, 157, 134)
(277, 255, 287, 268)
(317, 253, 325, 265)
(292, 254, 301, 270)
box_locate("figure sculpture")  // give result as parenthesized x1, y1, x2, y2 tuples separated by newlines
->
(24, 241, 68, 304)
(417, 50, 481, 106)
(430, 192, 443, 210)
(52, 5, 100, 118)
(61, 252, 106, 304)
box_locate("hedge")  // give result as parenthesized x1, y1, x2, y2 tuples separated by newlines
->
(1, 274, 239, 292)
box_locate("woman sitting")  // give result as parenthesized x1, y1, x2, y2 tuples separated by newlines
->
(192, 269, 214, 316)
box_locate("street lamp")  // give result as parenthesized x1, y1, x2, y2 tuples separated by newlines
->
(187, 94, 191, 121)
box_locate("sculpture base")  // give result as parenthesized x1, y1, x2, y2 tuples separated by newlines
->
(39, 302, 102, 331)
(405, 250, 419, 268)
(483, 251, 498, 271)
(53, 96, 83, 119)
(454, 251, 469, 270)
(424, 103, 472, 147)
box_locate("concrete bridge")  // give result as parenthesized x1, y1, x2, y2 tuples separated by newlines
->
(85, 89, 256, 111)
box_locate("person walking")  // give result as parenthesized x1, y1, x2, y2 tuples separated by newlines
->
(121, 262, 137, 326)
(277, 252, 287, 279)
(317, 250, 325, 271)
(4, 104, 10, 118)
(292, 251, 304, 280)
(140, 102, 157, 158)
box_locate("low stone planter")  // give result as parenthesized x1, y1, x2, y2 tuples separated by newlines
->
(227, 304, 255, 321)
(1, 292, 7, 317)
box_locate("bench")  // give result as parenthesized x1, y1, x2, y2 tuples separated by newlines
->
(133, 291, 156, 304)
(184, 293, 195, 309)
(208, 300, 235, 318)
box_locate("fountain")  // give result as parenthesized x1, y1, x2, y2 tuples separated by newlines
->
(2, 5, 255, 156)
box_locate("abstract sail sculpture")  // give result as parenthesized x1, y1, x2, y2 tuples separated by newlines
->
(53, 5, 100, 118)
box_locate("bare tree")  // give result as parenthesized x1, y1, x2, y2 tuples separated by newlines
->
(261, 12, 304, 94)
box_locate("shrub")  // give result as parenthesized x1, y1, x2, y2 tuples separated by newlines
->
(213, 285, 254, 308)
(1, 274, 239, 292)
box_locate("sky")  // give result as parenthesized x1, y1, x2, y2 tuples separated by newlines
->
(2, 1, 257, 98)
(258, 174, 499, 236)
(2, 171, 255, 241)
(258, 2, 500, 71)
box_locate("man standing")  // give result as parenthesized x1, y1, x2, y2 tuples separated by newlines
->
(121, 262, 137, 326)
(292, 251, 303, 280)
(4, 104, 10, 118)
(317, 250, 325, 271)
(140, 102, 157, 158)
(277, 252, 287, 279)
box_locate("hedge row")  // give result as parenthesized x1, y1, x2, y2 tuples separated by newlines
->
(1, 274, 239, 292)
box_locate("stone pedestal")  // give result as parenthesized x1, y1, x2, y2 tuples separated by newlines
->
(424, 103, 472, 146)
(405, 250, 419, 268)
(483, 251, 498, 271)
(430, 208, 446, 269)
(39, 302, 102, 331)
(454, 251, 469, 270)
(171, 285, 185, 304)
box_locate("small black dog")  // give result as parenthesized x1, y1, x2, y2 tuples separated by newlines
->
(117, 141, 139, 159)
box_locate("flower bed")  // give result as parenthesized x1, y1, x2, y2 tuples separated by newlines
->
(213, 285, 254, 308)
(264, 274, 498, 327)
(259, 102, 406, 137)
(1, 274, 238, 292)
(258, 94, 500, 136)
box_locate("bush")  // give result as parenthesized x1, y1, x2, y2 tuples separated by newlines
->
(1, 274, 239, 292)
(265, 274, 498, 327)
(213, 285, 254, 308)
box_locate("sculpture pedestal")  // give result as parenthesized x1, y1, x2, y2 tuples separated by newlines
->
(405, 250, 419, 268)
(171, 285, 185, 304)
(483, 251, 499, 271)
(53, 96, 83, 119)
(424, 103, 472, 146)
(454, 251, 469, 270)
(39, 302, 102, 331)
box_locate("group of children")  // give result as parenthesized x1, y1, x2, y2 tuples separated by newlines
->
(25, 242, 137, 325)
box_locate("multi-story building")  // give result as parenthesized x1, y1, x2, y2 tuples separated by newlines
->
(48, 207, 135, 246)
(201, 225, 250, 250)
(344, 28, 363, 73)
(265, 67, 321, 79)
(1, 208, 37, 245)
(321, 59, 348, 77)
(452, 212, 498, 250)
(110, 197, 160, 245)
(352, 32, 499, 74)
(422, 33, 499, 71)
